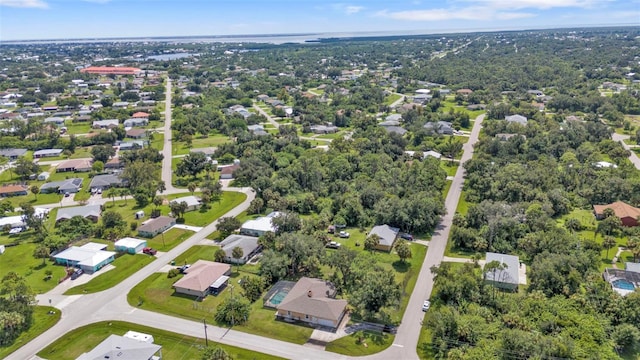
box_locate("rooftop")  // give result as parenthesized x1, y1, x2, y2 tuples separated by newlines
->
(173, 260, 230, 292)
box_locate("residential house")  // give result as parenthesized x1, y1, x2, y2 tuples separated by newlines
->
(423, 121, 453, 135)
(137, 216, 176, 238)
(381, 126, 407, 135)
(117, 140, 145, 151)
(53, 242, 115, 273)
(172, 260, 231, 298)
(55, 204, 102, 223)
(275, 277, 348, 329)
(112, 101, 129, 108)
(240, 211, 281, 237)
(0, 148, 27, 160)
(37, 172, 50, 181)
(126, 128, 147, 139)
(76, 334, 162, 360)
(593, 201, 640, 227)
(457, 88, 473, 96)
(40, 178, 83, 194)
(33, 148, 63, 158)
(123, 118, 148, 127)
(56, 158, 92, 173)
(219, 164, 239, 180)
(505, 114, 528, 125)
(368, 224, 399, 252)
(603, 268, 639, 296)
(132, 111, 150, 119)
(0, 185, 28, 197)
(404, 150, 442, 160)
(89, 174, 125, 191)
(309, 124, 338, 134)
(169, 195, 201, 212)
(385, 114, 402, 122)
(484, 252, 520, 291)
(219, 234, 261, 264)
(105, 157, 124, 170)
(114, 237, 147, 254)
(92, 119, 119, 129)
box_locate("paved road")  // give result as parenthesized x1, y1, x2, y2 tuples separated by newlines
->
(10, 187, 255, 360)
(252, 104, 281, 128)
(365, 113, 485, 360)
(161, 78, 179, 193)
(612, 133, 640, 170)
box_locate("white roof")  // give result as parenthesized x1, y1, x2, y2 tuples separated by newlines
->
(211, 275, 230, 288)
(114, 237, 147, 248)
(77, 334, 161, 360)
(241, 212, 281, 233)
(170, 195, 201, 207)
(595, 161, 618, 169)
(53, 246, 115, 267)
(123, 331, 154, 344)
(415, 89, 431, 94)
(80, 242, 107, 251)
(0, 215, 24, 228)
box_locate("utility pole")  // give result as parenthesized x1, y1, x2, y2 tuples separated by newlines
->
(203, 318, 208, 346)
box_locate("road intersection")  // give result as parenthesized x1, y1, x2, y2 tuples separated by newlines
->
(9, 78, 486, 359)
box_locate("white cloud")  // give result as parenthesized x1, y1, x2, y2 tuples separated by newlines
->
(332, 3, 365, 15)
(0, 0, 48, 8)
(376, 7, 533, 21)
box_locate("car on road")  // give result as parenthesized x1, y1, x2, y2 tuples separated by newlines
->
(400, 233, 414, 241)
(383, 325, 398, 334)
(326, 241, 341, 249)
(70, 268, 84, 280)
(142, 247, 157, 255)
(338, 231, 350, 238)
(422, 300, 431, 312)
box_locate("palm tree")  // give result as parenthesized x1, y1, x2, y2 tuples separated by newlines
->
(106, 187, 117, 206)
(30, 185, 39, 201)
(564, 218, 582, 233)
(603, 236, 617, 260)
(188, 182, 197, 195)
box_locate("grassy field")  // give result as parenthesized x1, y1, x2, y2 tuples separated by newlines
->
(440, 161, 459, 177)
(147, 228, 193, 252)
(0, 242, 68, 293)
(172, 134, 230, 156)
(63, 253, 155, 295)
(326, 330, 394, 356)
(36, 321, 284, 360)
(0, 306, 60, 359)
(383, 93, 402, 105)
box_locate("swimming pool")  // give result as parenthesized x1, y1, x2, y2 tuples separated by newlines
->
(269, 291, 288, 305)
(612, 279, 635, 291)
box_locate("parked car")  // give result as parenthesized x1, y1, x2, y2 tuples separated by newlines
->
(64, 192, 70, 197)
(97, 188, 102, 194)
(143, 247, 157, 255)
(383, 325, 398, 334)
(70, 268, 84, 280)
(422, 300, 431, 312)
(400, 233, 414, 241)
(326, 241, 341, 249)
(178, 264, 191, 273)
(338, 231, 350, 238)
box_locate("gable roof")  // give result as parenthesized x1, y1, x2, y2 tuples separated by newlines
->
(0, 148, 27, 158)
(132, 111, 150, 118)
(505, 114, 528, 125)
(56, 204, 101, 222)
(89, 174, 124, 189)
(0, 185, 27, 195)
(593, 201, 640, 219)
(40, 178, 83, 192)
(170, 195, 201, 208)
(277, 277, 347, 322)
(76, 334, 161, 360)
(368, 224, 399, 247)
(172, 260, 230, 292)
(138, 216, 175, 233)
(57, 158, 92, 171)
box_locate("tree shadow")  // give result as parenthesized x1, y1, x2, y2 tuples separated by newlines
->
(392, 260, 410, 273)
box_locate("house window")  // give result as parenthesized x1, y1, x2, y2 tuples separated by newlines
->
(287, 311, 290, 316)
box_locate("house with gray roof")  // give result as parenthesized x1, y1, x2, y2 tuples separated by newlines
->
(381, 126, 407, 136)
(309, 124, 338, 134)
(505, 114, 528, 125)
(484, 252, 520, 291)
(40, 178, 83, 194)
(117, 140, 145, 151)
(0, 148, 27, 160)
(76, 334, 162, 360)
(368, 224, 400, 252)
(56, 204, 101, 223)
(169, 195, 201, 212)
(138, 216, 175, 238)
(220, 234, 262, 264)
(33, 148, 63, 158)
(123, 118, 148, 127)
(44, 117, 65, 126)
(89, 174, 125, 191)
(424, 121, 454, 135)
(275, 277, 347, 329)
(385, 114, 402, 122)
(92, 119, 119, 129)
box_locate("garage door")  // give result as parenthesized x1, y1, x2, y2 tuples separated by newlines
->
(317, 318, 335, 328)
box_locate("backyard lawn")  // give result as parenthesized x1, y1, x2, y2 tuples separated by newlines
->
(172, 133, 230, 156)
(36, 321, 284, 360)
(146, 228, 193, 252)
(383, 93, 402, 105)
(63, 253, 155, 295)
(0, 306, 60, 359)
(0, 241, 68, 293)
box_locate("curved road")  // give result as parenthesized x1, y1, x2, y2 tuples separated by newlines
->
(12, 95, 485, 358)
(612, 133, 640, 170)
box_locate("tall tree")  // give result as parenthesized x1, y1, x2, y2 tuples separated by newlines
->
(395, 240, 412, 263)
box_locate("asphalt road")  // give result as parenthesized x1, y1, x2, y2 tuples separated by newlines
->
(252, 104, 281, 128)
(161, 78, 179, 193)
(612, 133, 640, 170)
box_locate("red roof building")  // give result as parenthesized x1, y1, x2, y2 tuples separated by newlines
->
(80, 67, 142, 76)
(594, 201, 640, 227)
(131, 112, 150, 119)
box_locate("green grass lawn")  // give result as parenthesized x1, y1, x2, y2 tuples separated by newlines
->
(383, 93, 402, 105)
(172, 245, 217, 264)
(150, 132, 164, 150)
(63, 253, 155, 295)
(63, 120, 91, 135)
(0, 242, 68, 294)
(147, 228, 193, 252)
(172, 134, 230, 156)
(455, 191, 470, 216)
(315, 131, 344, 140)
(36, 321, 284, 360)
(3, 192, 63, 208)
(417, 317, 435, 360)
(0, 306, 60, 359)
(440, 161, 459, 177)
(441, 181, 452, 199)
(326, 330, 394, 356)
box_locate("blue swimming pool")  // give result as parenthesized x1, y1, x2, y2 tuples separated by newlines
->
(612, 279, 635, 291)
(269, 291, 288, 305)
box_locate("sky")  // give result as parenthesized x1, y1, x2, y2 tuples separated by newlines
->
(0, 0, 638, 41)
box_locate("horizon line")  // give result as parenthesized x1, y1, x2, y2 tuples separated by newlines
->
(1, 23, 637, 44)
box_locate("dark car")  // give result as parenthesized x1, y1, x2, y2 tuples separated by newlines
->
(70, 268, 83, 280)
(178, 264, 191, 273)
(400, 233, 414, 241)
(143, 247, 157, 255)
(383, 325, 398, 334)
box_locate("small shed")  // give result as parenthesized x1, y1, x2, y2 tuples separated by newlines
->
(114, 237, 147, 254)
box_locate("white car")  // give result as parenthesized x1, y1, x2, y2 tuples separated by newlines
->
(338, 231, 350, 238)
(422, 300, 431, 312)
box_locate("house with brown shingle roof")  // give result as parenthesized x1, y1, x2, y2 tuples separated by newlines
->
(172, 260, 231, 298)
(594, 201, 640, 227)
(137, 216, 176, 238)
(0, 185, 28, 197)
(276, 277, 348, 329)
